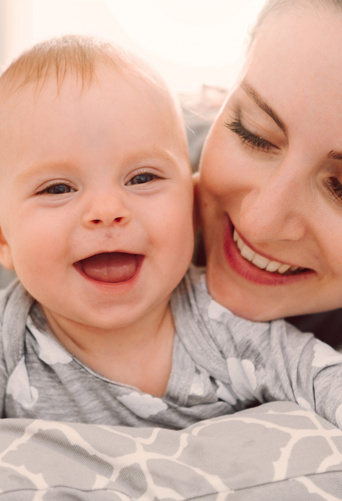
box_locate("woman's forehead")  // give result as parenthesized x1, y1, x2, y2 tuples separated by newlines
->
(215, 8, 342, 154)
(246, 7, 342, 88)
(248, 0, 342, 50)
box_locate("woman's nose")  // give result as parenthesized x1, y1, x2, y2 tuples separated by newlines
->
(239, 165, 310, 242)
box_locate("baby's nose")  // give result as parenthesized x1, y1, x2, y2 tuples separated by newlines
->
(83, 190, 131, 228)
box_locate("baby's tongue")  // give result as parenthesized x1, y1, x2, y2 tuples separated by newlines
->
(81, 253, 138, 283)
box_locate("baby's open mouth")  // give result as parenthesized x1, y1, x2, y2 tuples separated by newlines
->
(233, 229, 307, 276)
(75, 252, 142, 283)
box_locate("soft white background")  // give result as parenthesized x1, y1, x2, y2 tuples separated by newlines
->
(0, 0, 265, 91)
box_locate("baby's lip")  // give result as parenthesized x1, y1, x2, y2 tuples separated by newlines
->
(74, 252, 143, 283)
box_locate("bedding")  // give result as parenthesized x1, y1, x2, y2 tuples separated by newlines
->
(1, 401, 342, 500)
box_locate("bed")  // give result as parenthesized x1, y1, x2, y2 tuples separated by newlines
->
(1, 401, 342, 500)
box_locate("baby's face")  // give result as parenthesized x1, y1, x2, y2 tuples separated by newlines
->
(0, 66, 194, 332)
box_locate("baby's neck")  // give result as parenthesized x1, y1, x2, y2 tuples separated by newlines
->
(42, 304, 175, 397)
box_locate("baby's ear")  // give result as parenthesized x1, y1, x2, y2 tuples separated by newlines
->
(0, 228, 14, 270)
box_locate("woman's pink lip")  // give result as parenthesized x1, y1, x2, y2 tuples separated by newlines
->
(223, 217, 314, 286)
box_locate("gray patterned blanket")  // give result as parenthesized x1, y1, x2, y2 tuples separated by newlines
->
(1, 401, 342, 500)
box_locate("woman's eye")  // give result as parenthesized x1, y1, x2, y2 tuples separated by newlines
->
(326, 177, 342, 204)
(38, 183, 74, 195)
(225, 117, 278, 152)
(126, 172, 158, 185)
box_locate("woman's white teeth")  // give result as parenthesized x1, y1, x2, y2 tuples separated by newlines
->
(252, 254, 269, 270)
(233, 229, 298, 274)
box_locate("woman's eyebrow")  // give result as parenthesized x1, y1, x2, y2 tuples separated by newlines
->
(241, 80, 286, 134)
(329, 150, 342, 161)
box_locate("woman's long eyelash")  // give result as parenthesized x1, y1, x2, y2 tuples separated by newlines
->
(326, 177, 342, 203)
(225, 117, 275, 152)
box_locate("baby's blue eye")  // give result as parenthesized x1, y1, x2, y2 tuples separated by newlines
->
(127, 173, 156, 185)
(41, 184, 74, 195)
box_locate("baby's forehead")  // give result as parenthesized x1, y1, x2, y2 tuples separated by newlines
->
(0, 59, 174, 110)
(0, 63, 190, 158)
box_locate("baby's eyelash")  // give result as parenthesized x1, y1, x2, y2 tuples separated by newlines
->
(37, 182, 75, 195)
(225, 117, 276, 152)
(126, 171, 161, 186)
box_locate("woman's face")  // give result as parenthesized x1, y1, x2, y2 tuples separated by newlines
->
(199, 7, 342, 321)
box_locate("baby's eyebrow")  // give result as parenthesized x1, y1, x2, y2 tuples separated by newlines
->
(241, 80, 286, 134)
(16, 161, 73, 180)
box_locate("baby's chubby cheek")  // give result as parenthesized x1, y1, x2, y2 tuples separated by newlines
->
(0, 212, 15, 271)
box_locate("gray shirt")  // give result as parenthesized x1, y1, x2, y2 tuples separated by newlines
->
(1, 265, 342, 429)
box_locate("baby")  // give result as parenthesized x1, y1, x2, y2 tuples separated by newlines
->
(1, 35, 342, 430)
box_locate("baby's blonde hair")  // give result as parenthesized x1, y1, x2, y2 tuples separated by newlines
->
(0, 34, 170, 97)
(0, 34, 190, 166)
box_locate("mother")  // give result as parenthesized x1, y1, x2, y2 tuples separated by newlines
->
(198, 0, 342, 333)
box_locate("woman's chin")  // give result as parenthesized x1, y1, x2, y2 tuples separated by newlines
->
(205, 261, 314, 322)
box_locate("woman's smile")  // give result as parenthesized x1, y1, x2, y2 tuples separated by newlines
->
(223, 218, 313, 287)
(233, 229, 300, 274)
